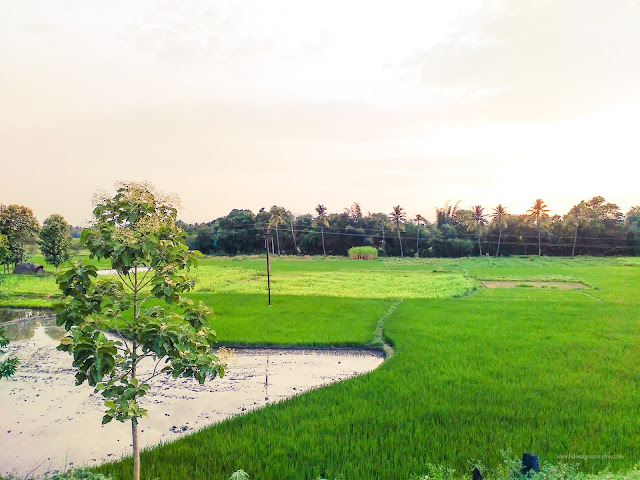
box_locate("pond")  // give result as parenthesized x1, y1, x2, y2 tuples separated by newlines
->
(0, 307, 55, 326)
(0, 314, 384, 478)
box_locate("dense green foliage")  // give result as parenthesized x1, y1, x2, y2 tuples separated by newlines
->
(0, 204, 40, 272)
(181, 197, 640, 257)
(0, 326, 19, 378)
(56, 182, 225, 480)
(88, 256, 639, 480)
(39, 213, 72, 269)
(348, 245, 378, 260)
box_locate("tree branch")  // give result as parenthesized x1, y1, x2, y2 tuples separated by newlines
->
(117, 271, 135, 291)
(138, 271, 161, 291)
(138, 267, 152, 287)
(143, 356, 167, 384)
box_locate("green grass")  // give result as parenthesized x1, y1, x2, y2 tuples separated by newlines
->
(2, 255, 638, 478)
(0, 272, 59, 307)
(88, 256, 640, 480)
(192, 263, 478, 299)
(190, 293, 392, 346)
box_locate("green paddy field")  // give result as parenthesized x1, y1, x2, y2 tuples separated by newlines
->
(1, 255, 638, 479)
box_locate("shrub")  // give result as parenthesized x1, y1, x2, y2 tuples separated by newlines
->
(348, 246, 378, 260)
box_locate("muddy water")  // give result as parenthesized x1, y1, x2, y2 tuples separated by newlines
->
(0, 317, 383, 478)
(0, 308, 54, 326)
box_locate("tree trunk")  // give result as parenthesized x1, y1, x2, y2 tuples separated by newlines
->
(132, 265, 141, 480)
(477, 232, 483, 256)
(415, 223, 420, 257)
(397, 227, 403, 257)
(496, 226, 502, 257)
(132, 415, 140, 480)
(381, 225, 385, 256)
(572, 225, 578, 257)
(275, 227, 280, 255)
(290, 220, 298, 254)
(321, 226, 326, 256)
(538, 225, 542, 256)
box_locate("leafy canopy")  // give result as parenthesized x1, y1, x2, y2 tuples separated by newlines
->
(0, 327, 19, 379)
(56, 182, 225, 479)
(40, 213, 72, 269)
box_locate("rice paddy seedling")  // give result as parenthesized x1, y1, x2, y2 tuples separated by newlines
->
(91, 257, 640, 479)
(191, 264, 478, 299)
(2, 255, 638, 479)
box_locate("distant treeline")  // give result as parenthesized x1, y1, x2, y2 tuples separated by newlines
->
(180, 196, 640, 258)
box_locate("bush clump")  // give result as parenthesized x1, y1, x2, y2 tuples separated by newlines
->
(348, 246, 378, 260)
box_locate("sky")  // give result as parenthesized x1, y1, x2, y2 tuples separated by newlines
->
(1, 0, 639, 225)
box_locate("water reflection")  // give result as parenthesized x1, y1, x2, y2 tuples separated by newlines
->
(0, 307, 52, 323)
(0, 309, 64, 341)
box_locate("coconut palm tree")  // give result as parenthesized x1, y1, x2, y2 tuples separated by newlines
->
(312, 204, 329, 256)
(389, 205, 406, 257)
(435, 201, 461, 227)
(289, 215, 299, 254)
(470, 205, 488, 256)
(527, 199, 550, 256)
(268, 206, 286, 255)
(490, 204, 508, 257)
(414, 214, 428, 257)
(565, 203, 592, 257)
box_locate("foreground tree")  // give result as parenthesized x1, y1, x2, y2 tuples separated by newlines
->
(0, 205, 40, 271)
(527, 199, 550, 256)
(56, 182, 225, 480)
(389, 205, 406, 257)
(490, 204, 508, 256)
(0, 327, 19, 379)
(39, 214, 72, 271)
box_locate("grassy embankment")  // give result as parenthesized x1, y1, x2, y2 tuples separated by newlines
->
(1, 256, 638, 479)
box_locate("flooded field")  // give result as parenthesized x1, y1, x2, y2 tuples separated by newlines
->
(0, 314, 383, 477)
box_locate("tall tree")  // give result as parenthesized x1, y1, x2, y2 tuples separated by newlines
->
(56, 182, 225, 480)
(348, 202, 362, 222)
(414, 214, 428, 257)
(289, 215, 299, 254)
(0, 234, 10, 274)
(490, 204, 508, 257)
(39, 214, 72, 271)
(312, 205, 329, 256)
(268, 206, 286, 255)
(369, 213, 389, 256)
(470, 205, 488, 256)
(585, 196, 623, 227)
(565, 203, 592, 257)
(389, 206, 406, 257)
(435, 201, 461, 227)
(0, 205, 40, 270)
(527, 199, 550, 256)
